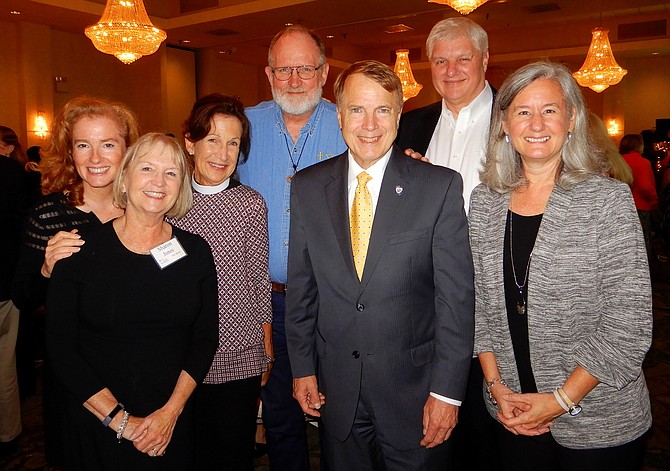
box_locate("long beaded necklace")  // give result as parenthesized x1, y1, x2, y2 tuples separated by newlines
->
(508, 210, 532, 315)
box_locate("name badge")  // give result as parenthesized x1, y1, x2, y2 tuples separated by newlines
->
(151, 237, 187, 270)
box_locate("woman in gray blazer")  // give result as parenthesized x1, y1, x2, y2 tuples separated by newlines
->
(470, 61, 652, 471)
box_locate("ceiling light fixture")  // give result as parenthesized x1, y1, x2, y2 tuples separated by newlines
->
(572, 27, 627, 93)
(85, 0, 167, 65)
(427, 0, 489, 15)
(393, 49, 423, 102)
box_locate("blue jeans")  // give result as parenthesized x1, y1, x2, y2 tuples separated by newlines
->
(260, 291, 310, 471)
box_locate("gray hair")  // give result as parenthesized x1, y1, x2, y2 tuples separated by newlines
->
(268, 25, 326, 67)
(426, 17, 488, 60)
(481, 61, 606, 193)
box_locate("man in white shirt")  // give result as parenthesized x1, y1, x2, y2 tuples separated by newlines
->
(396, 17, 493, 213)
(396, 17, 497, 471)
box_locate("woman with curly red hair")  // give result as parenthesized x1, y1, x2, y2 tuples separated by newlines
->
(12, 95, 138, 467)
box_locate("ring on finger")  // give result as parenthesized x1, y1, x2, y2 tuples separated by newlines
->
(152, 448, 158, 456)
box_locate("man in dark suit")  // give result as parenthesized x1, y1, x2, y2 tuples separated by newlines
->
(286, 60, 474, 470)
(396, 19, 497, 470)
(396, 17, 493, 213)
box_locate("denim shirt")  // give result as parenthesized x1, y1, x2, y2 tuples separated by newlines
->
(238, 99, 346, 283)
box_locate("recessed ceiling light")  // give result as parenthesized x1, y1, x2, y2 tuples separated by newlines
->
(10, 10, 21, 15)
(326, 35, 334, 39)
(384, 24, 414, 34)
(180, 39, 191, 44)
(651, 52, 660, 55)
(285, 22, 293, 26)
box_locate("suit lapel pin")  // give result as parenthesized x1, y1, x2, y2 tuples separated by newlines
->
(395, 185, 403, 196)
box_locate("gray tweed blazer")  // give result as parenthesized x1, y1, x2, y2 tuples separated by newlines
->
(469, 175, 652, 449)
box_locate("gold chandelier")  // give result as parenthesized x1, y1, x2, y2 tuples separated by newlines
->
(85, 0, 167, 65)
(572, 28, 627, 93)
(427, 0, 489, 15)
(393, 50, 423, 102)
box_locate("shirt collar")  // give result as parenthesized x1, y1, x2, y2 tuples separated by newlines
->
(441, 81, 493, 119)
(192, 175, 230, 194)
(274, 99, 326, 136)
(347, 147, 392, 189)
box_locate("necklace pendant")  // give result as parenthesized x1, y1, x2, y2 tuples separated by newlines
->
(516, 299, 527, 315)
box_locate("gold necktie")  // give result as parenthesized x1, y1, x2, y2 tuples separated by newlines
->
(350, 171, 373, 280)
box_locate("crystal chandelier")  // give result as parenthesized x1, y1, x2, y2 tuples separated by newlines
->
(85, 0, 167, 65)
(393, 50, 423, 102)
(572, 28, 627, 93)
(427, 0, 489, 15)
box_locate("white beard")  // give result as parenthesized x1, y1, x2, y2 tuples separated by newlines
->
(272, 86, 323, 116)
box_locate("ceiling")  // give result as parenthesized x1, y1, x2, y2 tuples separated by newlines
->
(3, 0, 670, 67)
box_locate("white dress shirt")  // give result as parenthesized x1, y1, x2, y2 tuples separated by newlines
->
(425, 82, 493, 213)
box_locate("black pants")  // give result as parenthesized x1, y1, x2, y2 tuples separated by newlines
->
(496, 420, 648, 471)
(194, 375, 262, 471)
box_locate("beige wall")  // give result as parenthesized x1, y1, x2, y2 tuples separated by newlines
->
(165, 48, 197, 137)
(0, 20, 195, 147)
(1, 18, 669, 150)
(195, 51, 266, 108)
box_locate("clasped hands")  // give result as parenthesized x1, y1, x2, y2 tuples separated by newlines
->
(119, 407, 181, 458)
(490, 383, 565, 436)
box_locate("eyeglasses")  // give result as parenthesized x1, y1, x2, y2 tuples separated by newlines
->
(271, 65, 324, 81)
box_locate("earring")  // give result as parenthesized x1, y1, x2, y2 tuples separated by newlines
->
(567, 131, 572, 141)
(504, 135, 510, 143)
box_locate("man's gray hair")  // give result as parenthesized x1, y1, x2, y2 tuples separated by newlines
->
(426, 17, 488, 60)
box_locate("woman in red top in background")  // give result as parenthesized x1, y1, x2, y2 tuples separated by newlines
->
(620, 133, 658, 261)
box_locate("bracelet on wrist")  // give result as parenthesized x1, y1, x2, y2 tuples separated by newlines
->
(265, 354, 276, 364)
(116, 411, 130, 442)
(102, 403, 124, 428)
(485, 377, 507, 406)
(556, 387, 583, 416)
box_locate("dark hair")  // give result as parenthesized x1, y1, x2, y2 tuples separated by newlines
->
(334, 60, 403, 111)
(0, 125, 28, 166)
(619, 134, 643, 155)
(183, 94, 251, 164)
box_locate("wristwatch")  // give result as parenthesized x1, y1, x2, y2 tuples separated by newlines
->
(556, 388, 583, 416)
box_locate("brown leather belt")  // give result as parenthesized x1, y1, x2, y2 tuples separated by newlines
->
(271, 282, 287, 293)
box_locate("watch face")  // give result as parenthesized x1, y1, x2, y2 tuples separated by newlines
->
(569, 404, 583, 416)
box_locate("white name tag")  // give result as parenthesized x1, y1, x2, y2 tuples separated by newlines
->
(151, 237, 187, 270)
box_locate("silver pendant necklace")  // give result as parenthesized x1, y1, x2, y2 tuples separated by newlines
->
(508, 210, 532, 315)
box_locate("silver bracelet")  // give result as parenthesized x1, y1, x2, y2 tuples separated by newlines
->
(116, 410, 130, 442)
(553, 388, 570, 412)
(485, 377, 507, 407)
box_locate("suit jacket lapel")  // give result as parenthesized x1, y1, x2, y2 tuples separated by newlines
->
(324, 154, 358, 282)
(360, 147, 409, 286)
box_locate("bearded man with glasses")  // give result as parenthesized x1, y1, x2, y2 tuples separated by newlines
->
(237, 25, 347, 471)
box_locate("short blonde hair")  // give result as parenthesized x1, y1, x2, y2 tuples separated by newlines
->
(113, 133, 193, 218)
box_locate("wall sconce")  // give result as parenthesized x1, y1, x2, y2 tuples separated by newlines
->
(606, 118, 621, 136)
(34, 112, 49, 139)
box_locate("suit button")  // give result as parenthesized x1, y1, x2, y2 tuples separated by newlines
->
(352, 351, 360, 359)
(356, 303, 364, 312)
